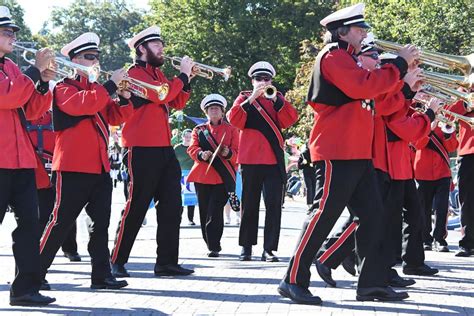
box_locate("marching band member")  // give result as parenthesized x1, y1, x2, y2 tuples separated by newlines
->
(111, 26, 195, 277)
(28, 110, 81, 265)
(413, 109, 458, 252)
(0, 6, 56, 306)
(39, 32, 131, 290)
(446, 97, 474, 257)
(228, 61, 298, 263)
(279, 3, 419, 304)
(187, 94, 239, 257)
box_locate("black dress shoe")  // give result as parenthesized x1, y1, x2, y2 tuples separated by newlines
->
(455, 247, 472, 257)
(10, 292, 56, 306)
(277, 280, 322, 305)
(40, 279, 51, 291)
(423, 243, 432, 251)
(154, 264, 194, 276)
(207, 250, 220, 258)
(315, 260, 336, 287)
(342, 255, 357, 276)
(239, 246, 252, 261)
(356, 286, 409, 301)
(261, 250, 279, 262)
(91, 277, 128, 289)
(434, 241, 450, 252)
(111, 263, 130, 278)
(403, 264, 439, 276)
(389, 274, 416, 287)
(63, 252, 82, 262)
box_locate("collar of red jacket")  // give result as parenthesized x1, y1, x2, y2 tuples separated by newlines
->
(135, 59, 156, 72)
(337, 40, 356, 55)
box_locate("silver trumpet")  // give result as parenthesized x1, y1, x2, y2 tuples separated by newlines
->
(14, 43, 101, 82)
(263, 85, 277, 99)
(165, 56, 232, 81)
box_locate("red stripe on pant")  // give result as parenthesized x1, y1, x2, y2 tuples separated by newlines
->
(319, 221, 358, 264)
(40, 171, 62, 253)
(111, 148, 134, 263)
(289, 160, 332, 284)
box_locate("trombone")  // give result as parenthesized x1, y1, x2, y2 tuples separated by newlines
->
(13, 43, 100, 82)
(372, 39, 474, 76)
(101, 71, 169, 101)
(165, 56, 232, 81)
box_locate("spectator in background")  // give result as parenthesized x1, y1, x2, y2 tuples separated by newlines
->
(174, 129, 197, 225)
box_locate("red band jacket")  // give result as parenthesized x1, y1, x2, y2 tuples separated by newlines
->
(0, 57, 53, 169)
(187, 121, 239, 184)
(227, 91, 298, 165)
(384, 102, 433, 180)
(306, 41, 407, 162)
(446, 99, 474, 156)
(413, 125, 458, 181)
(52, 75, 133, 174)
(121, 60, 190, 147)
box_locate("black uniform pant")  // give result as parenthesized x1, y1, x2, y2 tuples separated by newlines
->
(195, 183, 227, 252)
(239, 164, 283, 251)
(111, 147, 182, 267)
(182, 206, 195, 222)
(38, 186, 78, 254)
(315, 170, 392, 273)
(0, 169, 41, 297)
(284, 160, 387, 289)
(458, 154, 474, 249)
(417, 177, 450, 245)
(303, 168, 316, 205)
(40, 171, 113, 281)
(386, 179, 425, 268)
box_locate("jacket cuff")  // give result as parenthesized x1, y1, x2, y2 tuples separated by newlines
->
(178, 73, 191, 92)
(240, 99, 252, 112)
(23, 66, 41, 85)
(425, 108, 436, 122)
(130, 94, 152, 109)
(103, 80, 118, 96)
(402, 83, 417, 99)
(197, 151, 206, 162)
(274, 95, 284, 112)
(37, 80, 50, 95)
(223, 149, 233, 160)
(388, 56, 408, 79)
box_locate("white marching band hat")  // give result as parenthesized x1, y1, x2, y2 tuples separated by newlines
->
(247, 61, 276, 78)
(200, 94, 227, 112)
(320, 3, 370, 31)
(0, 6, 20, 32)
(128, 26, 162, 50)
(61, 32, 100, 59)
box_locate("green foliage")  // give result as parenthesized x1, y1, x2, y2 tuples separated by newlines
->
(145, 0, 333, 119)
(39, 0, 143, 70)
(0, 0, 31, 40)
(286, 0, 473, 139)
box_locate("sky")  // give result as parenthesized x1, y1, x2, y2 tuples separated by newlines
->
(16, 0, 150, 33)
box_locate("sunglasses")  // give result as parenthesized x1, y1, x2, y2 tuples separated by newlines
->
(361, 52, 379, 60)
(253, 76, 272, 82)
(0, 30, 16, 39)
(78, 53, 100, 61)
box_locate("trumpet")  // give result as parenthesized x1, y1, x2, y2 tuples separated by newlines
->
(263, 85, 277, 99)
(101, 71, 169, 101)
(13, 43, 100, 82)
(165, 56, 232, 81)
(413, 99, 474, 129)
(372, 39, 474, 76)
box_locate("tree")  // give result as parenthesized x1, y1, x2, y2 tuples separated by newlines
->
(286, 0, 473, 139)
(39, 0, 144, 71)
(144, 0, 334, 119)
(0, 0, 31, 41)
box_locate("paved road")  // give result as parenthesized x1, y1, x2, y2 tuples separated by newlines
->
(0, 183, 473, 315)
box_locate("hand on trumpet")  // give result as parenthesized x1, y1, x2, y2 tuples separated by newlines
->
(179, 56, 195, 79)
(219, 145, 230, 157)
(34, 48, 55, 72)
(110, 68, 127, 86)
(248, 82, 269, 103)
(397, 44, 420, 66)
(40, 59, 57, 82)
(426, 96, 444, 114)
(404, 67, 423, 91)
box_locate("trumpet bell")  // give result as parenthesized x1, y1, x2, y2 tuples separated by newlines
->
(264, 85, 277, 99)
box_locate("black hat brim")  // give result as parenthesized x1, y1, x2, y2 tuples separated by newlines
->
(351, 21, 370, 29)
(1, 23, 21, 32)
